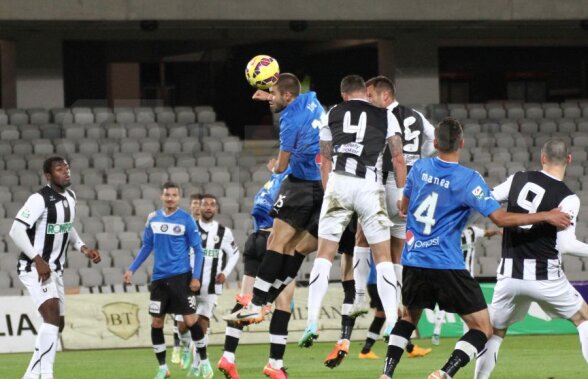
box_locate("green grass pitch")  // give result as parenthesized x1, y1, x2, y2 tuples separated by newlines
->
(0, 335, 585, 378)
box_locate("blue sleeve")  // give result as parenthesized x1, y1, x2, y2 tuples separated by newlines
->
(279, 116, 296, 152)
(129, 222, 153, 272)
(403, 164, 417, 199)
(187, 217, 204, 279)
(462, 172, 501, 217)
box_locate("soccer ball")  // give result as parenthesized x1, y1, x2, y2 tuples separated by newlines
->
(245, 55, 280, 89)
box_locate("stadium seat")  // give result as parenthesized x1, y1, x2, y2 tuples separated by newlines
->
(176, 110, 196, 124)
(21, 125, 42, 140)
(79, 268, 103, 287)
(52, 109, 74, 124)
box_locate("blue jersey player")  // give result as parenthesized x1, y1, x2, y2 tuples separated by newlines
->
(380, 118, 571, 379)
(123, 182, 207, 379)
(226, 73, 325, 326)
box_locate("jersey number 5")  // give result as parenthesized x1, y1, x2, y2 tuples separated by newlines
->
(516, 183, 546, 229)
(413, 192, 438, 235)
(343, 111, 367, 143)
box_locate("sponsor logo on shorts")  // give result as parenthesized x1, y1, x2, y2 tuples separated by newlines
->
(188, 295, 197, 310)
(149, 300, 162, 314)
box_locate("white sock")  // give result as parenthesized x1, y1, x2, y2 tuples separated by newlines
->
(193, 347, 201, 369)
(38, 323, 59, 379)
(393, 263, 403, 306)
(24, 338, 41, 377)
(353, 247, 371, 296)
(434, 310, 446, 335)
(222, 351, 235, 363)
(159, 363, 169, 371)
(269, 358, 284, 369)
(376, 261, 398, 327)
(180, 331, 192, 348)
(578, 320, 588, 363)
(474, 335, 503, 379)
(307, 258, 331, 324)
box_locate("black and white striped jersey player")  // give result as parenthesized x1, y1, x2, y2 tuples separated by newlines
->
(475, 139, 588, 379)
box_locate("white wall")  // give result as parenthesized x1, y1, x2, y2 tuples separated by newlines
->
(15, 34, 63, 109)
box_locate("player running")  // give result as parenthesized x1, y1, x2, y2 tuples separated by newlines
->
(123, 182, 205, 379)
(380, 118, 570, 379)
(475, 138, 588, 378)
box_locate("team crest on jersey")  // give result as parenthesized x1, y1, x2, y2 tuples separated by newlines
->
(63, 201, 68, 208)
(173, 225, 181, 234)
(160, 224, 168, 232)
(201, 233, 207, 241)
(214, 235, 220, 244)
(472, 186, 485, 200)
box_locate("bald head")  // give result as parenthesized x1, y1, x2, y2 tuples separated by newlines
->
(541, 138, 570, 166)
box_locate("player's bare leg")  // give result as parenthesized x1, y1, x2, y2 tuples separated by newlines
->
(325, 253, 354, 368)
(264, 281, 296, 379)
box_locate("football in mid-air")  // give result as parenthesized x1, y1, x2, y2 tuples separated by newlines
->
(245, 55, 280, 89)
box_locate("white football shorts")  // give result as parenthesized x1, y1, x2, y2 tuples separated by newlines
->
(20, 269, 65, 316)
(489, 276, 584, 330)
(385, 173, 407, 240)
(319, 172, 393, 245)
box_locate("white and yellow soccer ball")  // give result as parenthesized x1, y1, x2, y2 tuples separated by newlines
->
(245, 55, 280, 89)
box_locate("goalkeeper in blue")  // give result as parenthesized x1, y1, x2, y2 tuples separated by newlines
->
(123, 182, 206, 379)
(380, 118, 571, 379)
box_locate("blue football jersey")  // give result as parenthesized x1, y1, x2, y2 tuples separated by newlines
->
(279, 91, 324, 181)
(251, 167, 291, 231)
(402, 157, 500, 269)
(129, 208, 204, 281)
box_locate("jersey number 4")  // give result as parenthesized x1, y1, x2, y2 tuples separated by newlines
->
(343, 111, 367, 143)
(414, 192, 438, 235)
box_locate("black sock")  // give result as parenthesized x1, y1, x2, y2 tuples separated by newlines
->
(267, 252, 306, 304)
(406, 341, 414, 353)
(252, 250, 284, 306)
(151, 327, 166, 366)
(342, 280, 355, 304)
(173, 320, 180, 347)
(341, 279, 356, 340)
(269, 309, 291, 360)
(224, 303, 245, 354)
(362, 316, 385, 354)
(382, 320, 415, 377)
(441, 329, 488, 377)
(189, 323, 208, 360)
